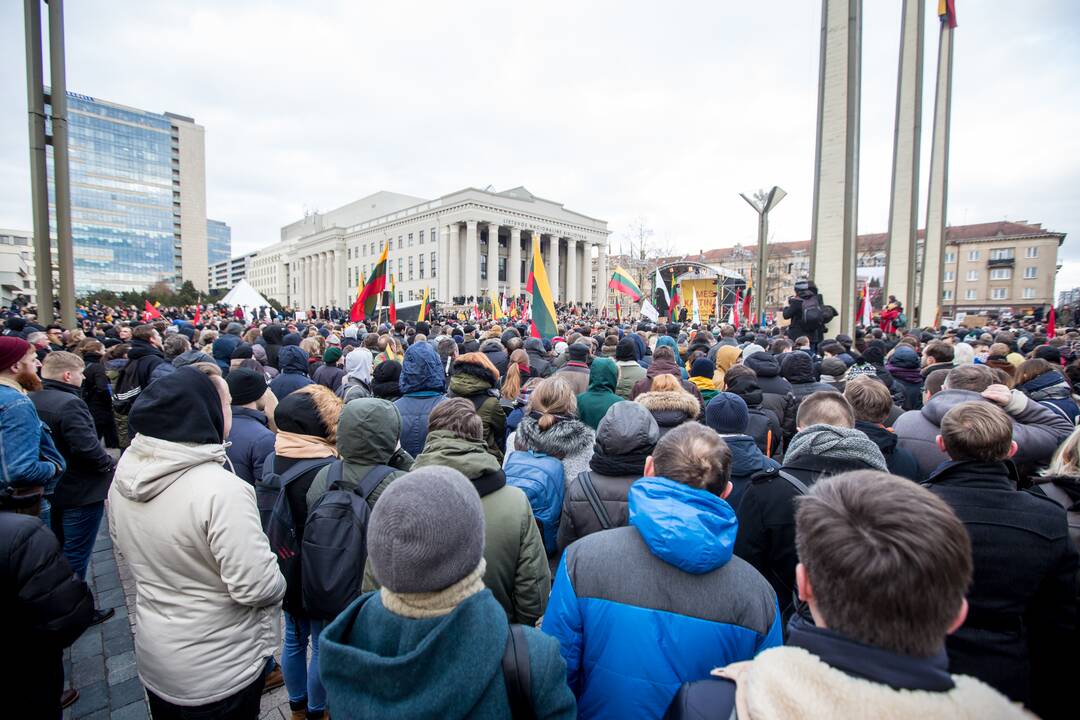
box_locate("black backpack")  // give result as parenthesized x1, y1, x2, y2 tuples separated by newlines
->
(301, 461, 396, 621)
(800, 293, 824, 328)
(502, 623, 534, 720)
(257, 454, 335, 534)
(264, 455, 336, 599)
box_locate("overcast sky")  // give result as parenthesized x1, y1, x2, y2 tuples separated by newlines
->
(1, 1, 1077, 292)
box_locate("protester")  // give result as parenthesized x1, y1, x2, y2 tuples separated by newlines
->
(270, 345, 315, 400)
(722, 364, 786, 456)
(371, 358, 403, 400)
(669, 472, 1031, 720)
(925, 401, 1077, 716)
(688, 357, 719, 401)
(112, 325, 165, 413)
(556, 343, 592, 396)
(630, 346, 705, 415)
(320, 466, 575, 718)
(394, 342, 447, 457)
(1014, 357, 1080, 424)
(525, 337, 555, 378)
(411, 399, 550, 625)
(311, 347, 344, 391)
(542, 423, 781, 718)
(109, 367, 286, 718)
(704, 392, 781, 510)
(224, 368, 277, 486)
(556, 401, 659, 552)
(781, 351, 837, 408)
(634, 373, 701, 437)
(844, 376, 920, 481)
(575, 357, 624, 430)
(505, 377, 595, 484)
(614, 337, 646, 398)
(449, 352, 506, 461)
(337, 346, 374, 402)
(885, 343, 923, 410)
(1035, 426, 1080, 550)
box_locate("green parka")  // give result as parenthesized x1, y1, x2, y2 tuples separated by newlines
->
(575, 358, 625, 430)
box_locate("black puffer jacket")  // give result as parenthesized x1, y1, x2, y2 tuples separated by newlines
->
(780, 352, 838, 404)
(81, 352, 114, 428)
(723, 373, 785, 457)
(0, 510, 94, 716)
(479, 339, 509, 382)
(524, 338, 554, 378)
(556, 402, 659, 553)
(258, 324, 286, 370)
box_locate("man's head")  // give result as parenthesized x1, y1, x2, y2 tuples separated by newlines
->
(132, 324, 162, 349)
(0, 336, 41, 391)
(922, 340, 954, 367)
(644, 423, 731, 498)
(27, 331, 48, 350)
(843, 376, 892, 425)
(45, 325, 64, 346)
(795, 471, 972, 657)
(427, 397, 483, 442)
(117, 325, 132, 342)
(937, 401, 1016, 462)
(40, 351, 85, 388)
(162, 334, 191, 361)
(225, 367, 270, 412)
(652, 346, 676, 365)
(943, 363, 995, 393)
(796, 391, 855, 431)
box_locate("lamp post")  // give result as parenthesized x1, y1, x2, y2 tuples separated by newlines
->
(740, 187, 786, 326)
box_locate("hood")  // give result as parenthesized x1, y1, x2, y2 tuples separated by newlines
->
(854, 420, 898, 453)
(173, 349, 214, 368)
(1019, 371, 1071, 397)
(414, 430, 502, 480)
(129, 366, 225, 444)
(524, 338, 546, 356)
(261, 324, 285, 346)
(919, 389, 985, 426)
(514, 416, 595, 459)
(714, 345, 742, 373)
(744, 351, 781, 378)
(480, 340, 507, 362)
(629, 333, 647, 361)
(628, 476, 737, 574)
(586, 357, 618, 393)
(279, 345, 310, 374)
(345, 347, 374, 383)
(655, 335, 681, 364)
(400, 342, 445, 394)
(645, 358, 683, 379)
(338, 398, 401, 465)
(887, 345, 921, 369)
(112, 434, 227, 503)
(595, 401, 660, 455)
(127, 338, 163, 361)
(319, 591, 507, 718)
(635, 390, 700, 420)
(372, 361, 403, 399)
(723, 373, 764, 407)
(785, 424, 888, 471)
(449, 360, 497, 395)
(781, 352, 817, 384)
(722, 435, 777, 477)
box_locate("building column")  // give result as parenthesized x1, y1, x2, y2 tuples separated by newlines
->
(439, 225, 450, 301)
(580, 242, 591, 306)
(565, 237, 578, 305)
(464, 220, 479, 303)
(320, 252, 328, 308)
(508, 227, 522, 296)
(548, 235, 561, 303)
(304, 256, 312, 308)
(595, 242, 608, 309)
(333, 248, 344, 308)
(487, 222, 500, 297)
(447, 223, 460, 302)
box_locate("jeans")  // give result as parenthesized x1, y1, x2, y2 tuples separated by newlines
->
(146, 658, 271, 720)
(282, 612, 325, 712)
(49, 501, 106, 580)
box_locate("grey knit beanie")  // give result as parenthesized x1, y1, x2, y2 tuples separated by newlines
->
(367, 466, 485, 593)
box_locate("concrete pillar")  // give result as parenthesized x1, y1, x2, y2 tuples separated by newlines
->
(580, 242, 592, 306)
(596, 242, 608, 309)
(439, 225, 450, 301)
(810, 0, 862, 337)
(508, 227, 522, 296)
(445, 224, 458, 302)
(884, 0, 924, 320)
(565, 237, 578, 305)
(487, 222, 500, 296)
(319, 252, 328, 308)
(549, 235, 561, 303)
(465, 220, 479, 303)
(917, 17, 955, 328)
(333, 248, 344, 308)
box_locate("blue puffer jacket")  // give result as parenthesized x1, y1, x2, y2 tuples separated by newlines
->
(1018, 370, 1080, 424)
(393, 343, 446, 457)
(269, 346, 314, 400)
(542, 476, 782, 719)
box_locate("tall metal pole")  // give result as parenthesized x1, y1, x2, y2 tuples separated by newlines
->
(756, 211, 767, 326)
(24, 0, 54, 319)
(48, 0, 76, 327)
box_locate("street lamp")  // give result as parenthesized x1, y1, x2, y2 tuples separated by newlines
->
(740, 187, 786, 326)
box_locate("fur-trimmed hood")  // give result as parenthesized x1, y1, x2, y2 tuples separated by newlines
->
(513, 415, 594, 460)
(449, 358, 498, 396)
(635, 389, 701, 421)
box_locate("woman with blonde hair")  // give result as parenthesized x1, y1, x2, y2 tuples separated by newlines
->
(634, 373, 701, 438)
(501, 349, 534, 404)
(1036, 426, 1080, 552)
(504, 376, 595, 489)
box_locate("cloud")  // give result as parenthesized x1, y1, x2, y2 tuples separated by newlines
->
(0, 1, 1075, 293)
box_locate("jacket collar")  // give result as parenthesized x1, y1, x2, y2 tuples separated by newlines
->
(788, 616, 954, 692)
(925, 459, 1019, 490)
(0, 375, 26, 394)
(231, 406, 269, 426)
(41, 378, 82, 396)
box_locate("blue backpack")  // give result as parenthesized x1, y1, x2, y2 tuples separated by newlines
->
(504, 450, 565, 555)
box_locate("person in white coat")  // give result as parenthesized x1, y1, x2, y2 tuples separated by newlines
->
(109, 366, 286, 719)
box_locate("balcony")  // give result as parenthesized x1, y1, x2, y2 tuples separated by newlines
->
(987, 257, 1014, 269)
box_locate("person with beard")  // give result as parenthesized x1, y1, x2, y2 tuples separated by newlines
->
(0, 337, 65, 518)
(556, 402, 660, 553)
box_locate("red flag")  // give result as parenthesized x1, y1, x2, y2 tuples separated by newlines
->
(732, 290, 741, 329)
(1047, 306, 1056, 338)
(144, 300, 162, 321)
(741, 286, 753, 325)
(192, 305, 201, 326)
(615, 296, 621, 323)
(388, 276, 397, 324)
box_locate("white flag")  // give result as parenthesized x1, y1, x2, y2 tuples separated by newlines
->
(655, 268, 671, 306)
(641, 299, 659, 322)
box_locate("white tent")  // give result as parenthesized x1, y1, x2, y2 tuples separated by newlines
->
(219, 279, 272, 310)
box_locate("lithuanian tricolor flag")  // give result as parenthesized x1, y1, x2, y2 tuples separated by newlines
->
(527, 237, 558, 340)
(351, 242, 388, 322)
(417, 287, 429, 322)
(608, 265, 642, 302)
(388, 274, 397, 324)
(491, 288, 504, 321)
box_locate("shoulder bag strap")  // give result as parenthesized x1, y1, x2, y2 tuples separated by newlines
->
(577, 471, 613, 530)
(502, 624, 534, 720)
(777, 469, 810, 495)
(356, 464, 397, 500)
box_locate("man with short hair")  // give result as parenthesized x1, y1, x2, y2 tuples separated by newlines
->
(844, 376, 919, 480)
(921, 340, 954, 383)
(113, 325, 165, 414)
(669, 471, 1032, 719)
(925, 401, 1076, 715)
(734, 391, 887, 622)
(31, 352, 116, 595)
(556, 343, 592, 396)
(894, 363, 1072, 477)
(542, 423, 781, 719)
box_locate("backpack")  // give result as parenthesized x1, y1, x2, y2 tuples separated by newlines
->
(504, 450, 565, 555)
(800, 293, 824, 328)
(897, 312, 908, 328)
(263, 455, 336, 597)
(502, 623, 535, 720)
(111, 363, 144, 415)
(256, 453, 335, 533)
(301, 461, 396, 621)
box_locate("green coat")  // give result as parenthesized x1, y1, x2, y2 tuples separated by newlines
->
(448, 364, 506, 462)
(615, 360, 646, 399)
(393, 430, 551, 626)
(576, 358, 624, 430)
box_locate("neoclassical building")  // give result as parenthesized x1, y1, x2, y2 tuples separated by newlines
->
(247, 187, 610, 311)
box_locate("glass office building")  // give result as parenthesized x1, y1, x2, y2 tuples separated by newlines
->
(46, 92, 208, 294)
(207, 218, 232, 267)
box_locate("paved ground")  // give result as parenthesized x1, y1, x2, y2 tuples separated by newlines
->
(61, 510, 295, 720)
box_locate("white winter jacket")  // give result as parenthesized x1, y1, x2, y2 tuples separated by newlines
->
(108, 434, 286, 706)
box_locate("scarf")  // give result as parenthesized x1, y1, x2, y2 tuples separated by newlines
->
(589, 445, 650, 478)
(274, 431, 339, 459)
(886, 362, 923, 384)
(785, 424, 887, 471)
(380, 559, 486, 619)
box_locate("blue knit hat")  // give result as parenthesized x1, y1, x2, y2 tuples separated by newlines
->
(705, 392, 749, 435)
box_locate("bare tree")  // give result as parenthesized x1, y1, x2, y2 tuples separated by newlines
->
(618, 217, 675, 296)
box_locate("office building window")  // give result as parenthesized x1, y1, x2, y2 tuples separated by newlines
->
(965, 289, 977, 300)
(397, 258, 403, 278)
(990, 268, 1011, 280)
(431, 251, 437, 277)
(968, 250, 980, 261)
(408, 233, 413, 247)
(499, 257, 507, 282)
(480, 254, 487, 281)
(419, 230, 424, 245)
(991, 288, 1008, 300)
(942, 289, 953, 301)
(945, 252, 956, 263)
(989, 248, 1014, 260)
(966, 270, 978, 281)
(1026, 246, 1039, 258)
(408, 256, 414, 280)
(944, 271, 955, 282)
(1023, 288, 1035, 299)
(409, 290, 414, 301)
(1024, 267, 1037, 279)
(398, 236, 403, 249)
(419, 253, 425, 279)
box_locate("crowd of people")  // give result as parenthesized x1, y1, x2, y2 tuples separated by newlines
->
(2, 294, 1078, 719)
